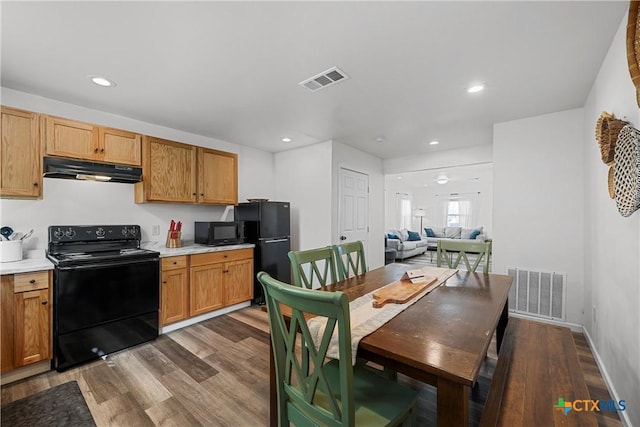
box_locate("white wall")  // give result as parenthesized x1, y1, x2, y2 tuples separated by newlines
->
(0, 88, 276, 248)
(273, 141, 332, 252)
(493, 108, 585, 325)
(583, 11, 640, 426)
(331, 141, 385, 269)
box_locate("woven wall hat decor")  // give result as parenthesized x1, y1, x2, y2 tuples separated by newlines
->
(628, 0, 640, 107)
(614, 124, 640, 217)
(594, 112, 629, 165)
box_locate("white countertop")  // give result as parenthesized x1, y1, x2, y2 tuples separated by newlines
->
(0, 249, 54, 275)
(0, 243, 255, 275)
(141, 241, 255, 257)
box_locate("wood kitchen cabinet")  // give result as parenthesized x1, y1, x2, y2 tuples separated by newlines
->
(1, 271, 51, 374)
(135, 136, 238, 205)
(43, 115, 141, 166)
(160, 256, 190, 326)
(0, 106, 42, 198)
(189, 248, 253, 317)
(197, 147, 238, 205)
(135, 136, 197, 203)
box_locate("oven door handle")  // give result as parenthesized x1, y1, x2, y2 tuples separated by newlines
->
(56, 257, 159, 271)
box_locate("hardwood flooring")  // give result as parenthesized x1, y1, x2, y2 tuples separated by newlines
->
(1, 307, 621, 427)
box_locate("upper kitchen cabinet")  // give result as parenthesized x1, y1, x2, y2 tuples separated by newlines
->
(135, 136, 197, 203)
(0, 107, 42, 199)
(136, 136, 238, 205)
(198, 147, 238, 205)
(43, 115, 141, 166)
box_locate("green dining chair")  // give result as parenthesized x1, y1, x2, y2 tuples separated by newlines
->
(288, 246, 338, 289)
(333, 241, 367, 281)
(257, 271, 418, 427)
(436, 240, 492, 273)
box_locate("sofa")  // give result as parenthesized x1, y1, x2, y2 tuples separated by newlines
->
(386, 226, 487, 260)
(423, 226, 487, 245)
(385, 229, 430, 260)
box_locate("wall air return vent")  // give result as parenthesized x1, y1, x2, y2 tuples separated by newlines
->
(299, 67, 349, 92)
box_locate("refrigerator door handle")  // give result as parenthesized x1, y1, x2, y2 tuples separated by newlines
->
(264, 238, 289, 243)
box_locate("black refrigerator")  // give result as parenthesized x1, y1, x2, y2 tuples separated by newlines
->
(234, 201, 291, 304)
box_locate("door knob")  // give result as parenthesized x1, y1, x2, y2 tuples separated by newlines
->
(340, 235, 347, 241)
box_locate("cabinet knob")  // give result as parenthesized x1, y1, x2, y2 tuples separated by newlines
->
(200, 193, 204, 196)
(162, 281, 167, 284)
(29, 279, 36, 284)
(94, 148, 99, 153)
(100, 148, 105, 153)
(173, 261, 177, 264)
(224, 255, 227, 258)
(192, 193, 197, 196)
(33, 182, 38, 187)
(41, 300, 48, 305)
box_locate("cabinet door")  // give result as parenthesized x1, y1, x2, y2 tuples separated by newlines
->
(190, 263, 224, 316)
(224, 258, 253, 305)
(0, 107, 41, 198)
(198, 148, 238, 205)
(161, 268, 189, 326)
(1, 276, 15, 373)
(44, 116, 97, 160)
(137, 137, 197, 203)
(14, 289, 50, 367)
(99, 127, 141, 166)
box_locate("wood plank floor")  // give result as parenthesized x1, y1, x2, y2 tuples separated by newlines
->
(1, 307, 621, 426)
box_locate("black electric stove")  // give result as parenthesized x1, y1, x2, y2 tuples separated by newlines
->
(47, 225, 160, 371)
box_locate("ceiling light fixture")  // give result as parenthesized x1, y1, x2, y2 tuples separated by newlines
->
(467, 84, 484, 94)
(429, 140, 439, 145)
(396, 176, 403, 180)
(436, 175, 449, 185)
(282, 137, 292, 143)
(89, 75, 116, 87)
(375, 137, 385, 143)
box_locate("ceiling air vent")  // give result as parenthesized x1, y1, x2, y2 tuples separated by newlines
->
(299, 67, 349, 92)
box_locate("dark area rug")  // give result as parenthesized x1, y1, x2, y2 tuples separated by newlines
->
(1, 380, 96, 427)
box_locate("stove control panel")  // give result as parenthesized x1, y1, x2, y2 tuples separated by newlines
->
(48, 225, 143, 243)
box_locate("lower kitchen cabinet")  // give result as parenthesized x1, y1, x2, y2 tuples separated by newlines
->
(159, 248, 253, 327)
(1, 271, 52, 374)
(160, 256, 189, 326)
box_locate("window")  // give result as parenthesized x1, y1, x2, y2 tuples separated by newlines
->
(400, 198, 412, 229)
(446, 199, 472, 227)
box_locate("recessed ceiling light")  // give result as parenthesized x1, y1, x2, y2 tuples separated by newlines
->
(396, 176, 403, 180)
(436, 175, 449, 184)
(375, 137, 385, 143)
(467, 84, 484, 94)
(89, 75, 116, 87)
(429, 140, 439, 145)
(282, 137, 292, 143)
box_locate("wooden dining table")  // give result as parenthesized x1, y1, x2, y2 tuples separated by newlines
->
(267, 262, 513, 427)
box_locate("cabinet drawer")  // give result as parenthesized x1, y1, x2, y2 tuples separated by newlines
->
(14, 271, 49, 293)
(162, 256, 188, 271)
(191, 248, 253, 266)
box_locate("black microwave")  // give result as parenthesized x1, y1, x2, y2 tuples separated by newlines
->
(195, 221, 245, 246)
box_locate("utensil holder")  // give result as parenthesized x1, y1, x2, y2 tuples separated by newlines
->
(0, 240, 23, 263)
(166, 231, 182, 248)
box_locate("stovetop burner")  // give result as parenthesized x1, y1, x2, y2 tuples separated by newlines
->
(47, 225, 159, 267)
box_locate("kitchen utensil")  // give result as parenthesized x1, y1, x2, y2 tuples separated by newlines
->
(0, 235, 7, 241)
(0, 226, 13, 240)
(20, 229, 34, 240)
(10, 232, 23, 241)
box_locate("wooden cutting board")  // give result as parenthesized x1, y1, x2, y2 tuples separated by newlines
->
(372, 276, 437, 308)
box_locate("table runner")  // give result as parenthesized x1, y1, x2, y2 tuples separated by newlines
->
(308, 266, 458, 364)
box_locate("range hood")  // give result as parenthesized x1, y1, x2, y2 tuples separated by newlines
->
(43, 157, 142, 184)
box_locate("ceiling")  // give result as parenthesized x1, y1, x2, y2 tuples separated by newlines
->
(1, 1, 628, 160)
(385, 163, 493, 191)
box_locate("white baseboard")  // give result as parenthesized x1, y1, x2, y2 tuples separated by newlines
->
(508, 311, 583, 332)
(160, 301, 251, 334)
(582, 328, 633, 427)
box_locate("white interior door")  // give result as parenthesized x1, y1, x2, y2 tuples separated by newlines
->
(339, 167, 369, 254)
